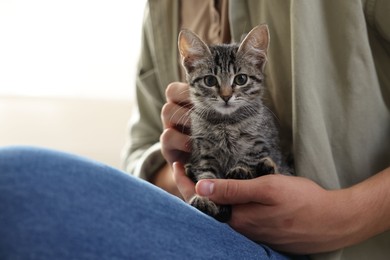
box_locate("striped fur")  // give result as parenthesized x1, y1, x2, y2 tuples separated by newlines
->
(178, 25, 292, 222)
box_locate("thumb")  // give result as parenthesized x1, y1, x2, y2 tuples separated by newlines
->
(195, 178, 260, 205)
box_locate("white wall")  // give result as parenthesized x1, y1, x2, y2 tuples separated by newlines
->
(0, 1, 147, 168)
(0, 96, 133, 168)
(0, 0, 146, 99)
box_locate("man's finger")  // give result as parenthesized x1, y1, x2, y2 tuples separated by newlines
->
(165, 82, 191, 104)
(161, 102, 191, 129)
(172, 162, 195, 202)
(160, 128, 191, 165)
(195, 176, 282, 205)
(195, 179, 256, 205)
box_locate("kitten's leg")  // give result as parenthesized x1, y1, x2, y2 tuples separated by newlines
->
(184, 164, 197, 183)
(189, 195, 231, 222)
(185, 163, 220, 182)
(185, 162, 231, 222)
(256, 156, 277, 177)
(225, 165, 254, 180)
(226, 156, 277, 179)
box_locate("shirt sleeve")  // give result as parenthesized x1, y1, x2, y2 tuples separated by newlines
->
(121, 2, 166, 181)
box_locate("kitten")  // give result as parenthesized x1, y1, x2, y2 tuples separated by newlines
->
(178, 25, 292, 222)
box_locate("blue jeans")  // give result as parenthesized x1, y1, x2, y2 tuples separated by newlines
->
(0, 146, 296, 259)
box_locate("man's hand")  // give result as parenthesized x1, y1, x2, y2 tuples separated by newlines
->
(154, 82, 191, 198)
(152, 163, 183, 198)
(173, 165, 390, 254)
(172, 162, 196, 202)
(160, 82, 192, 166)
(195, 174, 345, 254)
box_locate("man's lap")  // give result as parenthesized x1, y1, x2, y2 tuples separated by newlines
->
(0, 146, 291, 259)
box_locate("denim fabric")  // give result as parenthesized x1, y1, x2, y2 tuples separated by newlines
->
(0, 146, 294, 260)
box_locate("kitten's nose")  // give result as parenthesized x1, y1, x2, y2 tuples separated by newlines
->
(221, 95, 232, 103)
(220, 85, 233, 103)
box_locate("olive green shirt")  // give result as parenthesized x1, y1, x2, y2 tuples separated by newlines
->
(122, 1, 390, 259)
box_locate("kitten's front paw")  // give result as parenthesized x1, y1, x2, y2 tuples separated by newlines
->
(256, 157, 276, 176)
(184, 164, 197, 183)
(226, 166, 254, 179)
(189, 195, 231, 222)
(185, 164, 219, 182)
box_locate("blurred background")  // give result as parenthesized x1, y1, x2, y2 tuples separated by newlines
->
(0, 0, 147, 169)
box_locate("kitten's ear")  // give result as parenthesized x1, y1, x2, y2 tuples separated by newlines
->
(178, 29, 211, 73)
(237, 24, 270, 71)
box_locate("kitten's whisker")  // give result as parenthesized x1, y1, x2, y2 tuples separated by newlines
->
(180, 108, 195, 133)
(176, 89, 192, 107)
(263, 104, 280, 123)
(177, 89, 191, 96)
(169, 105, 190, 126)
(177, 107, 193, 128)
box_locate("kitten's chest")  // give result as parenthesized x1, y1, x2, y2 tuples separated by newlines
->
(193, 122, 254, 155)
(213, 125, 240, 151)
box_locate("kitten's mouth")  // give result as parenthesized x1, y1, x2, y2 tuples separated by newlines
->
(219, 100, 233, 107)
(215, 101, 238, 114)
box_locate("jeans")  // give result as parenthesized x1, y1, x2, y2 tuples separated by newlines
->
(0, 146, 295, 259)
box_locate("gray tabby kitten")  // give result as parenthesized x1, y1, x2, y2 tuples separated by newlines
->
(178, 25, 292, 222)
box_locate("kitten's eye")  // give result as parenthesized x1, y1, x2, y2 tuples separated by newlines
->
(204, 75, 218, 87)
(234, 74, 248, 85)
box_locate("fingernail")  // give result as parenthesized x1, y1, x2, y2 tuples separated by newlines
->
(197, 180, 214, 196)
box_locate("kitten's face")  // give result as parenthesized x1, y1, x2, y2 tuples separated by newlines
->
(179, 25, 269, 117)
(186, 44, 263, 115)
